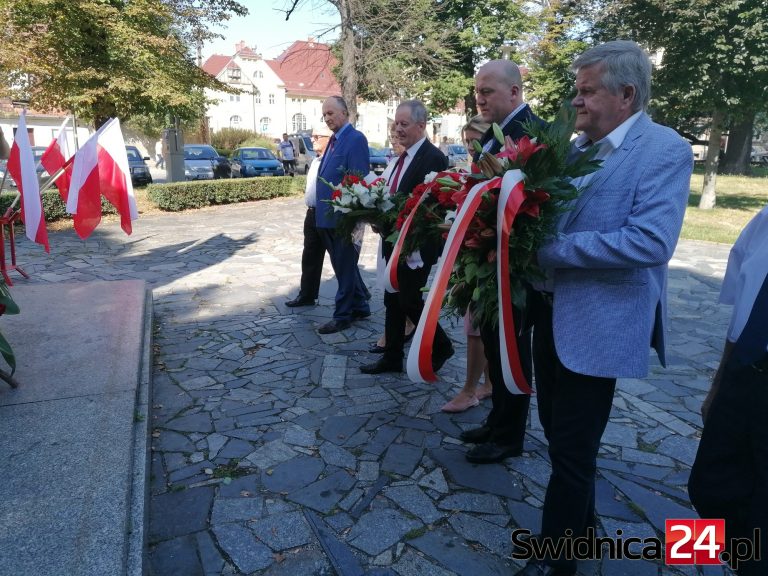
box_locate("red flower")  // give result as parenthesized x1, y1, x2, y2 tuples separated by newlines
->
(486, 249, 497, 263)
(332, 189, 342, 200)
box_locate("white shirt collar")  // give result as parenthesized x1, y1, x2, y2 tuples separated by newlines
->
(575, 111, 643, 155)
(405, 136, 427, 158)
(498, 103, 528, 131)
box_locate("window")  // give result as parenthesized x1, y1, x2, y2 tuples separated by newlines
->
(292, 113, 307, 132)
(269, 93, 275, 105)
(230, 115, 242, 126)
(253, 89, 261, 104)
(228, 68, 241, 81)
(260, 117, 271, 133)
(256, 71, 263, 78)
(229, 94, 240, 102)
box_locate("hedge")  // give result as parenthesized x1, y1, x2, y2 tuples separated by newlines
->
(0, 190, 116, 221)
(146, 176, 303, 211)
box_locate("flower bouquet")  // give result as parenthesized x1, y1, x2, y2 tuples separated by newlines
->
(322, 173, 397, 241)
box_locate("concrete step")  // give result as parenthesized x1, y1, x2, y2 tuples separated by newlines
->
(0, 280, 151, 576)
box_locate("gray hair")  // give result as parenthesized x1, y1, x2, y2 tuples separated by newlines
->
(573, 40, 652, 112)
(327, 95, 349, 114)
(397, 100, 428, 124)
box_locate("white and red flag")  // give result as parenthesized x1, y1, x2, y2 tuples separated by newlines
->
(40, 116, 73, 202)
(67, 117, 138, 239)
(6, 109, 49, 252)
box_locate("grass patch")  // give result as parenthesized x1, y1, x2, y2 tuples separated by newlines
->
(683, 169, 768, 244)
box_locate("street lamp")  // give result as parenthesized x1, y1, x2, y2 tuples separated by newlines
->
(500, 40, 514, 60)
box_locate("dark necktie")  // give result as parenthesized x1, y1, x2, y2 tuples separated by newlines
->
(389, 151, 407, 194)
(319, 134, 336, 172)
(731, 273, 768, 368)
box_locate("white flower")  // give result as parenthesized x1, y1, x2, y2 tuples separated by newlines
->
(379, 197, 395, 213)
(424, 171, 438, 183)
(444, 210, 456, 224)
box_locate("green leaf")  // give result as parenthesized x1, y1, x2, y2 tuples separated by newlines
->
(0, 330, 16, 375)
(492, 123, 505, 145)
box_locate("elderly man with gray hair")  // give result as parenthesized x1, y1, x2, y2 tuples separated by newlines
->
(514, 40, 693, 576)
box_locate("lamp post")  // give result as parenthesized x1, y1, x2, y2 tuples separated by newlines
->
(500, 40, 514, 60)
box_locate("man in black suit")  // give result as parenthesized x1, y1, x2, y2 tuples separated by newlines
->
(360, 100, 453, 374)
(460, 59, 545, 464)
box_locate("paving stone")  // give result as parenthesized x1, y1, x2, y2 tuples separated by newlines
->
(217, 438, 254, 459)
(385, 484, 444, 524)
(346, 509, 422, 555)
(656, 434, 700, 466)
(155, 430, 196, 453)
(418, 468, 450, 494)
(195, 530, 226, 576)
(358, 460, 380, 482)
(217, 474, 260, 498)
(164, 412, 214, 433)
(601, 422, 638, 449)
(206, 433, 228, 459)
(258, 548, 333, 576)
(150, 486, 214, 542)
(381, 444, 423, 477)
(595, 478, 642, 523)
(319, 442, 357, 469)
(621, 447, 676, 467)
(149, 534, 204, 576)
(249, 510, 312, 550)
(391, 549, 457, 576)
(431, 448, 523, 499)
(261, 454, 324, 494)
(318, 415, 368, 445)
(410, 527, 513, 575)
(211, 497, 264, 524)
(245, 439, 298, 469)
(284, 424, 318, 448)
(287, 470, 356, 513)
(365, 425, 401, 456)
(212, 523, 274, 574)
(448, 513, 512, 556)
(439, 492, 507, 515)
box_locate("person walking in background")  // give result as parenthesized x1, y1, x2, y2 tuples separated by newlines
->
(688, 204, 768, 576)
(278, 133, 296, 177)
(459, 60, 545, 462)
(155, 139, 164, 169)
(518, 41, 692, 576)
(285, 135, 330, 308)
(360, 100, 453, 375)
(441, 115, 493, 413)
(314, 96, 371, 334)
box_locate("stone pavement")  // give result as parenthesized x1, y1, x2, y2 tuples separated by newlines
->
(9, 195, 735, 576)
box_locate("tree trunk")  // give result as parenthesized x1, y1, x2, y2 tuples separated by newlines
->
(338, 0, 358, 123)
(721, 112, 754, 175)
(699, 108, 725, 210)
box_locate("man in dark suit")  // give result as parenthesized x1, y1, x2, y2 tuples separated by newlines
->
(314, 96, 371, 334)
(459, 59, 544, 464)
(360, 100, 453, 374)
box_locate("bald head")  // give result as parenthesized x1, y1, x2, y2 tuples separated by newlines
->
(474, 59, 524, 124)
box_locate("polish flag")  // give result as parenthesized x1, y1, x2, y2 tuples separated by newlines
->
(40, 117, 73, 202)
(67, 118, 138, 239)
(6, 110, 49, 252)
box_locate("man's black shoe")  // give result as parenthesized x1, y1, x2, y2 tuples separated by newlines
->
(368, 344, 387, 353)
(465, 441, 522, 464)
(514, 560, 575, 576)
(432, 345, 455, 372)
(285, 295, 315, 307)
(318, 319, 351, 334)
(360, 357, 403, 374)
(351, 310, 371, 319)
(459, 425, 492, 443)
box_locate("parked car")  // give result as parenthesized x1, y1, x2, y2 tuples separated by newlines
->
(285, 133, 316, 175)
(369, 147, 390, 175)
(125, 146, 153, 187)
(230, 147, 285, 178)
(750, 146, 768, 165)
(0, 146, 49, 189)
(184, 144, 231, 180)
(445, 144, 468, 168)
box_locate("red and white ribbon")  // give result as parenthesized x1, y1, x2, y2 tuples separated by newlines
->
(496, 170, 533, 394)
(383, 190, 431, 293)
(406, 178, 500, 382)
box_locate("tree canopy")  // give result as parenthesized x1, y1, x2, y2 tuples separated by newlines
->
(0, 0, 247, 128)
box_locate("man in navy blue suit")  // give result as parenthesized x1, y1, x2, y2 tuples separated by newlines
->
(314, 96, 371, 334)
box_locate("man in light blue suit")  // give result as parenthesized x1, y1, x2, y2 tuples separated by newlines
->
(516, 41, 693, 576)
(314, 96, 371, 334)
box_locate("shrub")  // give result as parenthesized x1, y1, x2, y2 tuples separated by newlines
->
(240, 136, 278, 152)
(211, 127, 259, 151)
(0, 190, 116, 222)
(146, 177, 300, 211)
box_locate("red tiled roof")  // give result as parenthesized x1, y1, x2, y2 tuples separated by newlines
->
(202, 55, 232, 78)
(267, 40, 341, 98)
(236, 46, 260, 59)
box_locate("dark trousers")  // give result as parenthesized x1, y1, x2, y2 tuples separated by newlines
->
(688, 358, 768, 576)
(532, 300, 616, 572)
(382, 260, 452, 363)
(318, 227, 369, 323)
(480, 321, 531, 446)
(298, 207, 325, 300)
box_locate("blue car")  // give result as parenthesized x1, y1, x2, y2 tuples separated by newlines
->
(230, 147, 285, 178)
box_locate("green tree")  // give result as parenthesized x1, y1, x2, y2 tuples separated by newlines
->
(0, 0, 247, 129)
(588, 0, 768, 207)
